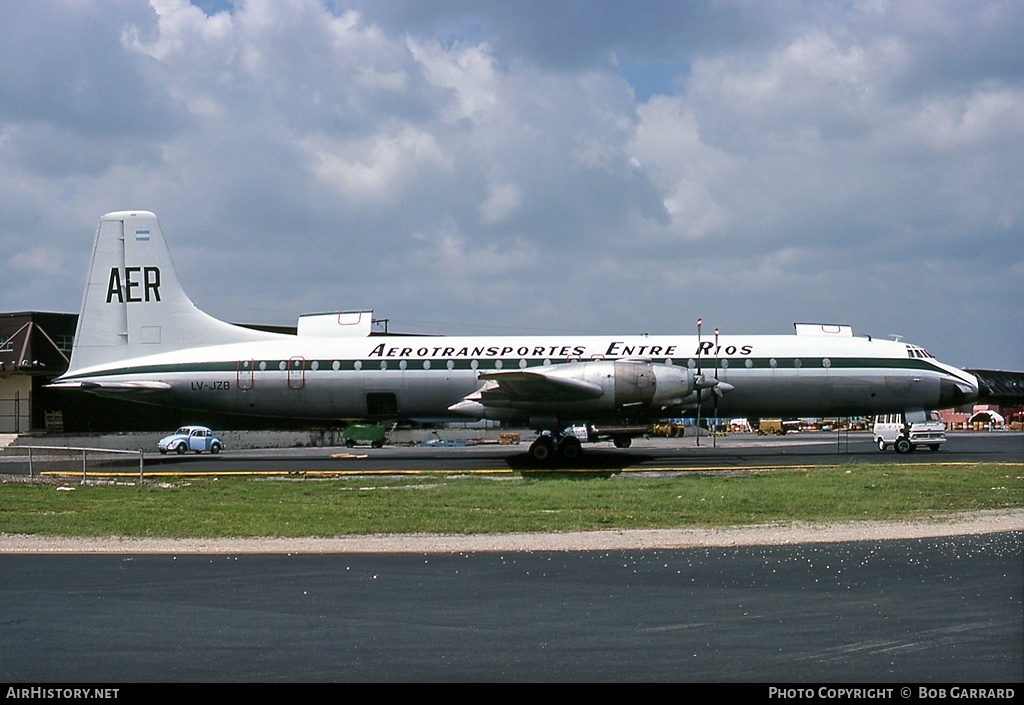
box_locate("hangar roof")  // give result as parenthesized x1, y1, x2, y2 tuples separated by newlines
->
(967, 369, 1024, 400)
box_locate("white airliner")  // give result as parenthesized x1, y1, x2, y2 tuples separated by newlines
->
(50, 211, 983, 463)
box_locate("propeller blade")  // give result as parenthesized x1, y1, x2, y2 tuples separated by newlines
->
(695, 318, 703, 447)
(713, 328, 719, 447)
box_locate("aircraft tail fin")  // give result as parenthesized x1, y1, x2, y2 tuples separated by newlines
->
(63, 210, 277, 376)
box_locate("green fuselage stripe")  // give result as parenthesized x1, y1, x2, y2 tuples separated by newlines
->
(59, 355, 946, 382)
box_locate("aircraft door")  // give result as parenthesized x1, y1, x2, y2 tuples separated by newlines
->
(288, 357, 305, 390)
(236, 360, 254, 390)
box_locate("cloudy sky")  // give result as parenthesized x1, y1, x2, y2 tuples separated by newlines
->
(1, 0, 1021, 370)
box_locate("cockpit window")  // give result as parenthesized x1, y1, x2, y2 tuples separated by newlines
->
(905, 346, 934, 359)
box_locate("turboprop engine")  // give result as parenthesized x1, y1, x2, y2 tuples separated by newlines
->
(448, 359, 712, 421)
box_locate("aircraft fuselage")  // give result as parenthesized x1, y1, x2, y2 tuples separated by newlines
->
(58, 332, 977, 424)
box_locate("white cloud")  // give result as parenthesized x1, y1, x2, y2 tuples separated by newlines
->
(478, 180, 522, 225)
(303, 127, 451, 206)
(9, 247, 67, 277)
(407, 38, 498, 124)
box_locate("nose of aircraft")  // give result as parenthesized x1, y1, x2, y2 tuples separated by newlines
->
(938, 372, 983, 408)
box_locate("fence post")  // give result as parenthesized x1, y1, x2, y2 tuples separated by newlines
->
(82, 449, 87, 484)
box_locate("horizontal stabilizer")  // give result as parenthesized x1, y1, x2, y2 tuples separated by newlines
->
(48, 380, 172, 393)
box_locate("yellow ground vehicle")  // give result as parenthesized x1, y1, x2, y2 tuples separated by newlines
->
(757, 418, 787, 436)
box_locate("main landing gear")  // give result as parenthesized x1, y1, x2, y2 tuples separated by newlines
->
(528, 431, 583, 465)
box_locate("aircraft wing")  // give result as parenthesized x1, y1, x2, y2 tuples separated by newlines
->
(476, 370, 604, 402)
(450, 360, 699, 420)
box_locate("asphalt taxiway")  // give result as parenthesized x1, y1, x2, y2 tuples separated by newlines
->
(1, 532, 1020, 682)
(3, 430, 1021, 477)
(129, 429, 1024, 476)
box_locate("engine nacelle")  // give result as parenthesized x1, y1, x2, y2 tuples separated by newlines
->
(608, 360, 694, 407)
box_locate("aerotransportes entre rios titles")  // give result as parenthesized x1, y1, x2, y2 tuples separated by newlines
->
(365, 340, 754, 360)
(51, 210, 984, 464)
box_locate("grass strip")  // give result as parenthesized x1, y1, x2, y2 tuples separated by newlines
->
(0, 463, 1020, 538)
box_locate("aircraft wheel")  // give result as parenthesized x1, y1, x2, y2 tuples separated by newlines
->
(894, 438, 912, 454)
(557, 436, 583, 463)
(529, 436, 555, 463)
(877, 438, 887, 452)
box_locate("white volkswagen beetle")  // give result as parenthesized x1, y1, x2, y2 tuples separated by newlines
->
(157, 426, 223, 455)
